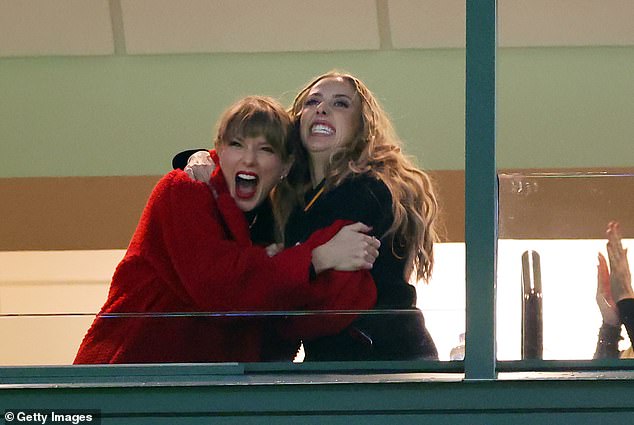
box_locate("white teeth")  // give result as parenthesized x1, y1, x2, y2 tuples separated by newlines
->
(237, 173, 256, 180)
(311, 124, 334, 135)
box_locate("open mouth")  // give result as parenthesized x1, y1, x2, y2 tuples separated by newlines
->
(235, 172, 259, 199)
(310, 123, 335, 136)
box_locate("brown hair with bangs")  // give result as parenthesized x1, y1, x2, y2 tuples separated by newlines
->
(213, 96, 295, 241)
(214, 96, 293, 164)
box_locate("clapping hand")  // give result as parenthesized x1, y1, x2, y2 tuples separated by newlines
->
(606, 221, 634, 303)
(596, 252, 620, 326)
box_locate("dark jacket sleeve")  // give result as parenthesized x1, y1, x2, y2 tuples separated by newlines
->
(618, 298, 634, 349)
(593, 323, 622, 359)
(593, 299, 634, 359)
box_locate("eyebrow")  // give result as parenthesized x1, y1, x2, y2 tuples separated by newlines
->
(308, 93, 353, 101)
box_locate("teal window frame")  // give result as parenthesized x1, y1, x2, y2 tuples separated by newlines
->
(1, 0, 631, 387)
(464, 0, 497, 380)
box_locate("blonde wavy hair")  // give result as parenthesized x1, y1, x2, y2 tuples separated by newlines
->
(286, 71, 439, 282)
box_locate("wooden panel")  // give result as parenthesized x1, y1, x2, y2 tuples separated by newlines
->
(121, 0, 380, 54)
(0, 175, 159, 251)
(429, 170, 464, 242)
(389, 0, 634, 49)
(2, 169, 634, 251)
(2, 0, 634, 59)
(499, 0, 634, 47)
(0, 0, 114, 57)
(388, 0, 465, 49)
(499, 170, 634, 239)
(0, 172, 465, 251)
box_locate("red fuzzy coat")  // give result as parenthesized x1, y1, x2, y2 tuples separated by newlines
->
(74, 161, 376, 364)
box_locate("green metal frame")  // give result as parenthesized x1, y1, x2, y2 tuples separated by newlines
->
(465, 0, 498, 380)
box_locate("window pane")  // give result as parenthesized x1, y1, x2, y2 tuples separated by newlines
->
(0, 248, 465, 365)
(497, 1, 634, 361)
(498, 172, 634, 360)
(0, 1, 468, 369)
(418, 243, 466, 361)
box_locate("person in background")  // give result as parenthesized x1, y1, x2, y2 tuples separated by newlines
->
(282, 71, 440, 361)
(594, 221, 634, 359)
(74, 96, 379, 364)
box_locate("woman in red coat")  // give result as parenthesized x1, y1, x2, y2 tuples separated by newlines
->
(74, 96, 378, 364)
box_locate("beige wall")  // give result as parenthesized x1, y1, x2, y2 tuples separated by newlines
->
(0, 250, 119, 365)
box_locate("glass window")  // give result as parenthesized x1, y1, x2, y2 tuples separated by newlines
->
(497, 0, 634, 363)
(6, 1, 632, 382)
(498, 172, 634, 360)
(1, 2, 471, 371)
(1, 62, 466, 370)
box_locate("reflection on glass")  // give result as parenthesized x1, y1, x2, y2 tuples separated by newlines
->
(0, 309, 448, 366)
(0, 247, 466, 365)
(498, 172, 634, 360)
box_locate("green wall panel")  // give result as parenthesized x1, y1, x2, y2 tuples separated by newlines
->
(0, 50, 464, 177)
(2, 46, 632, 178)
(497, 47, 634, 168)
